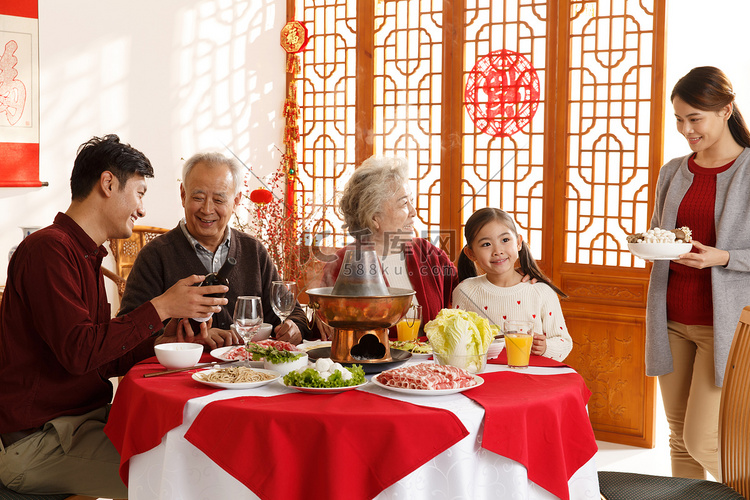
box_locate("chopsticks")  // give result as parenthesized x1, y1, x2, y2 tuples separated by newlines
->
(143, 360, 238, 378)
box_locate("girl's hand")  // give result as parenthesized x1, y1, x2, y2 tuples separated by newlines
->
(531, 333, 547, 356)
(673, 240, 729, 269)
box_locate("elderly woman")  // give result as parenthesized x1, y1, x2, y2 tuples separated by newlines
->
(318, 156, 458, 338)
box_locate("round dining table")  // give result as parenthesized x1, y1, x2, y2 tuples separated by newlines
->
(106, 348, 601, 500)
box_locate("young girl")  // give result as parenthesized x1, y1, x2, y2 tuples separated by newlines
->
(453, 207, 572, 361)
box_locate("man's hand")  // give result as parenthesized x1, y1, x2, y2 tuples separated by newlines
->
(196, 327, 243, 350)
(150, 275, 228, 322)
(155, 317, 208, 346)
(274, 319, 303, 345)
(674, 240, 730, 269)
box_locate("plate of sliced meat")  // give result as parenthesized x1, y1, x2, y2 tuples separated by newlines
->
(372, 363, 483, 395)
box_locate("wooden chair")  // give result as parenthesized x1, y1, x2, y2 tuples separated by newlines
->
(599, 305, 750, 500)
(103, 225, 168, 298)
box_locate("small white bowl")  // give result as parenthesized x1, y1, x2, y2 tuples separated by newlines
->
(487, 339, 504, 360)
(231, 322, 274, 342)
(264, 352, 308, 376)
(254, 323, 274, 341)
(154, 342, 203, 369)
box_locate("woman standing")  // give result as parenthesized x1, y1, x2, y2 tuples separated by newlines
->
(647, 66, 750, 479)
(317, 156, 458, 337)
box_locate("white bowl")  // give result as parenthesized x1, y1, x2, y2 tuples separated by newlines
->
(230, 322, 274, 342)
(154, 342, 203, 369)
(487, 339, 504, 360)
(254, 323, 274, 341)
(264, 352, 308, 376)
(627, 242, 692, 261)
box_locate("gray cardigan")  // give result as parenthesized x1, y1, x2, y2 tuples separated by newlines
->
(646, 148, 750, 386)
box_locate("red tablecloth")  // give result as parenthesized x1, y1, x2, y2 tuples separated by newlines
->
(490, 349, 570, 368)
(104, 354, 221, 483)
(184, 391, 469, 500)
(463, 371, 597, 500)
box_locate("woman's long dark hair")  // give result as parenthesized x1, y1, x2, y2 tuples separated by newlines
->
(671, 66, 750, 149)
(457, 208, 567, 298)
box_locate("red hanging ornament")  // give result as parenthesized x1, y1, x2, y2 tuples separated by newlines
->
(249, 188, 274, 205)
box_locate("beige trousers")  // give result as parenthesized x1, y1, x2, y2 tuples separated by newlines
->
(0, 406, 127, 498)
(658, 320, 721, 480)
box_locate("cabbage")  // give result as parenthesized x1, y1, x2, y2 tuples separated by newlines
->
(424, 309, 494, 358)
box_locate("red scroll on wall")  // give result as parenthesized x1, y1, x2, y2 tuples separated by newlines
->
(0, 0, 42, 187)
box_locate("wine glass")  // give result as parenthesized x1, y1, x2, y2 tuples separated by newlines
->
(271, 281, 297, 323)
(233, 296, 263, 346)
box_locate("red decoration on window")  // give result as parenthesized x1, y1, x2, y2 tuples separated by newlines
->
(465, 49, 540, 138)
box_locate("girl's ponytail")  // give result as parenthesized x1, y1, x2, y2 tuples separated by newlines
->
(457, 249, 478, 282)
(517, 241, 567, 298)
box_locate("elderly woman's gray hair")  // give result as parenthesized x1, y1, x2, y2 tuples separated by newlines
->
(338, 155, 410, 238)
(182, 152, 244, 195)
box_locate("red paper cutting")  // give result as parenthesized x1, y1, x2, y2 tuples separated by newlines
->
(465, 49, 541, 138)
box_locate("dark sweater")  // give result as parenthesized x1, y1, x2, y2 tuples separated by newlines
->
(118, 225, 312, 339)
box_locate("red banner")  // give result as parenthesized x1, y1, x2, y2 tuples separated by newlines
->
(0, 0, 41, 187)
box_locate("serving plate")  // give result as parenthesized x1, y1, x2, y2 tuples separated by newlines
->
(192, 367, 280, 389)
(210, 346, 264, 367)
(278, 378, 368, 394)
(371, 373, 484, 395)
(389, 341, 432, 360)
(627, 242, 693, 261)
(409, 352, 433, 360)
(307, 347, 412, 374)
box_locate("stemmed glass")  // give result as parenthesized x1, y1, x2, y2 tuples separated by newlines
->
(271, 281, 297, 324)
(233, 296, 263, 346)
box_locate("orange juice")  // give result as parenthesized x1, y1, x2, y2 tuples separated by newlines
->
(505, 333, 533, 368)
(396, 318, 421, 341)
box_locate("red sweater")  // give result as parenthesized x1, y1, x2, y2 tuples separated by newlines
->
(667, 156, 733, 325)
(0, 214, 162, 433)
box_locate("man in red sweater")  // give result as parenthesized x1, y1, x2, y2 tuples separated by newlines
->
(0, 135, 227, 497)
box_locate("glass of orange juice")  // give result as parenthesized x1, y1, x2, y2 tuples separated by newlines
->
(503, 320, 534, 369)
(396, 304, 422, 341)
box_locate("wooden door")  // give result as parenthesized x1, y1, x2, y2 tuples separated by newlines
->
(290, 0, 666, 447)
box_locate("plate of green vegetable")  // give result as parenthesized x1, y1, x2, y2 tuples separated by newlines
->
(281, 363, 367, 394)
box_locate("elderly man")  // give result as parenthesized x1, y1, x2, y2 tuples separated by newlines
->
(118, 152, 311, 345)
(0, 135, 225, 497)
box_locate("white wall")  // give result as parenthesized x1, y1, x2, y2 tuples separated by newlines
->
(2, 0, 749, 288)
(663, 0, 750, 160)
(0, 0, 287, 285)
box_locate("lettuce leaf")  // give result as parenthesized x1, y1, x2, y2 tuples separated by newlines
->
(424, 308, 493, 357)
(283, 365, 365, 388)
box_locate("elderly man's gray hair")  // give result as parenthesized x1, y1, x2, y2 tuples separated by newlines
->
(182, 152, 245, 195)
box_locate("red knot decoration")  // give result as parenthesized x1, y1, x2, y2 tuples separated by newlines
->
(464, 49, 540, 137)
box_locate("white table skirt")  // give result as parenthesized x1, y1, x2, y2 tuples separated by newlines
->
(128, 364, 601, 500)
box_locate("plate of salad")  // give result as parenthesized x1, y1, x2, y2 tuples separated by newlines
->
(281, 358, 367, 394)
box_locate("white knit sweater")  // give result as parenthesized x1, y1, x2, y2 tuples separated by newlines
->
(452, 276, 573, 361)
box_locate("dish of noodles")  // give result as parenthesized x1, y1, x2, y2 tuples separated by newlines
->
(192, 366, 280, 389)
